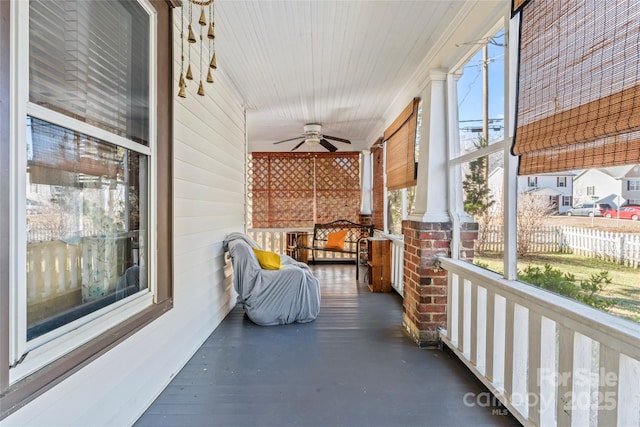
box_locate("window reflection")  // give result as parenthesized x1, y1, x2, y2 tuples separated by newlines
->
(26, 117, 148, 340)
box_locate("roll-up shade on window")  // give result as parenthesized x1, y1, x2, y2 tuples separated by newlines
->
(384, 98, 420, 190)
(29, 0, 150, 145)
(370, 140, 385, 230)
(512, 0, 640, 175)
(512, 0, 528, 14)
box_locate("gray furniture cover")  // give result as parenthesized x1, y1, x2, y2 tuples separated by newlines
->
(223, 232, 321, 326)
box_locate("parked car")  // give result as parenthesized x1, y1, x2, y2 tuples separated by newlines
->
(602, 205, 640, 220)
(566, 203, 611, 217)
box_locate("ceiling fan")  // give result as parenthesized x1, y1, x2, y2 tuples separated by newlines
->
(272, 123, 351, 152)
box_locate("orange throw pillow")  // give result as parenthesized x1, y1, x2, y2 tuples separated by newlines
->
(325, 230, 348, 250)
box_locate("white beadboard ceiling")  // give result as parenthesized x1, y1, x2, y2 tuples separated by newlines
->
(214, 0, 505, 153)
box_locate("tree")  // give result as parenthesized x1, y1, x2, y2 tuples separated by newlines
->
(517, 193, 554, 256)
(463, 137, 494, 216)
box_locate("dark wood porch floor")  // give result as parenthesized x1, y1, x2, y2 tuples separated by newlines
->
(135, 264, 520, 427)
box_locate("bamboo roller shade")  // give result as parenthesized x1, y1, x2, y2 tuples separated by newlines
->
(384, 98, 420, 190)
(371, 141, 385, 231)
(512, 0, 640, 174)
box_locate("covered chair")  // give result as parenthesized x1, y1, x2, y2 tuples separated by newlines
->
(223, 232, 321, 326)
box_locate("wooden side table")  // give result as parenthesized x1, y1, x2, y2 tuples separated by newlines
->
(286, 231, 308, 263)
(366, 237, 391, 292)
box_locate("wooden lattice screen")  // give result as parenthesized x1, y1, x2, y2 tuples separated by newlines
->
(249, 152, 361, 228)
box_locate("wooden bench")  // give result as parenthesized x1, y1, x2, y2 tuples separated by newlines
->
(296, 219, 374, 280)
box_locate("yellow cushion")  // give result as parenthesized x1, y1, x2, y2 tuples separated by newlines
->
(252, 248, 283, 270)
(325, 230, 348, 250)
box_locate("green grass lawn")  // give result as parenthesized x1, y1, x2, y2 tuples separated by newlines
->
(474, 252, 640, 323)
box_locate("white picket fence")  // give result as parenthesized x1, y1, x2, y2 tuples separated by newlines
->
(479, 226, 640, 268)
(560, 227, 640, 268)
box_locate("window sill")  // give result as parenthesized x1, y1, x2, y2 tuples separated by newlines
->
(1, 298, 172, 420)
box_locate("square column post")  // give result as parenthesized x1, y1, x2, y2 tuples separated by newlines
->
(401, 70, 467, 347)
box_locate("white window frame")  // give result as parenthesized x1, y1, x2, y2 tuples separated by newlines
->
(628, 179, 640, 191)
(9, 0, 159, 381)
(447, 13, 517, 280)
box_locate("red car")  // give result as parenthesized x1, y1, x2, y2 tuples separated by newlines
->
(603, 205, 640, 220)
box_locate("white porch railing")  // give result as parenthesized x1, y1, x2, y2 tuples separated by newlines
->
(440, 257, 640, 427)
(248, 227, 354, 261)
(26, 232, 137, 320)
(246, 228, 311, 256)
(247, 228, 406, 295)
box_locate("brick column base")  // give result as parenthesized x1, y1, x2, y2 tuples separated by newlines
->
(401, 220, 451, 347)
(358, 213, 372, 226)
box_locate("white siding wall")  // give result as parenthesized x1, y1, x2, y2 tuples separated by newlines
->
(4, 9, 246, 426)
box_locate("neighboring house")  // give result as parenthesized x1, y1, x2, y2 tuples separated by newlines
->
(573, 166, 634, 205)
(487, 167, 575, 214)
(621, 164, 640, 205)
(487, 166, 504, 211)
(518, 172, 575, 214)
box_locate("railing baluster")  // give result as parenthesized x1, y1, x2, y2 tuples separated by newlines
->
(571, 333, 593, 427)
(493, 295, 506, 392)
(463, 279, 471, 358)
(557, 325, 574, 427)
(503, 299, 515, 402)
(512, 304, 529, 418)
(457, 274, 464, 352)
(528, 311, 542, 426)
(617, 354, 640, 426)
(485, 289, 495, 382)
(470, 280, 478, 366)
(476, 286, 487, 373)
(539, 317, 557, 427)
(446, 272, 455, 343)
(597, 344, 619, 426)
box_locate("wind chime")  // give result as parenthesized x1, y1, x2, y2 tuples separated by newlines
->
(178, 0, 217, 98)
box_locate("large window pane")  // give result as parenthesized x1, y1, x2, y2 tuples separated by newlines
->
(457, 30, 505, 153)
(26, 117, 148, 340)
(516, 164, 640, 323)
(460, 150, 504, 273)
(29, 0, 150, 145)
(386, 186, 415, 236)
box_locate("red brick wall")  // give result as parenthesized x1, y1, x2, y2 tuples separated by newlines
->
(358, 213, 372, 226)
(401, 220, 479, 346)
(459, 222, 479, 262)
(401, 220, 451, 346)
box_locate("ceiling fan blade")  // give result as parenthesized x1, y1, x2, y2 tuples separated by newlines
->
(320, 139, 338, 152)
(273, 136, 303, 144)
(290, 140, 306, 151)
(322, 134, 351, 144)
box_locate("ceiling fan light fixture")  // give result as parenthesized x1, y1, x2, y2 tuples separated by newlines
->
(303, 123, 322, 134)
(305, 136, 321, 146)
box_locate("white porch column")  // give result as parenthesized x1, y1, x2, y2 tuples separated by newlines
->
(360, 150, 372, 215)
(409, 70, 450, 223)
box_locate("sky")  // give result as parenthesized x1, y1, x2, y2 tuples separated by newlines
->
(456, 29, 506, 152)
